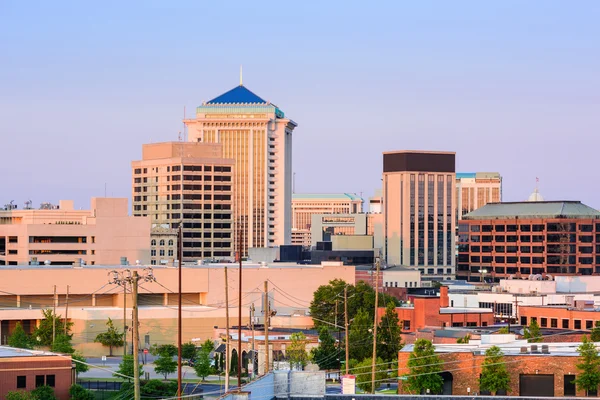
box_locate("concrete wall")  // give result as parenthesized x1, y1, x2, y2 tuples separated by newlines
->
(220, 371, 325, 400)
(249, 247, 280, 263)
(331, 235, 373, 250)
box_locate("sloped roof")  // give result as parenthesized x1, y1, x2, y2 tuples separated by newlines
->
(463, 201, 600, 220)
(206, 85, 267, 105)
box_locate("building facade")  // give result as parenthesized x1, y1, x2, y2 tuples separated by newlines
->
(455, 172, 502, 220)
(292, 193, 363, 246)
(184, 84, 297, 255)
(0, 198, 150, 266)
(132, 142, 234, 263)
(457, 201, 600, 282)
(382, 151, 456, 281)
(309, 213, 369, 247)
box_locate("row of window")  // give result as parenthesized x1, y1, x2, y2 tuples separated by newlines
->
(461, 234, 599, 243)
(418, 267, 453, 275)
(133, 194, 231, 202)
(384, 281, 419, 288)
(522, 315, 596, 330)
(151, 239, 174, 247)
(461, 222, 598, 233)
(457, 265, 598, 275)
(134, 166, 231, 174)
(134, 185, 231, 193)
(461, 244, 599, 253)
(16, 374, 55, 389)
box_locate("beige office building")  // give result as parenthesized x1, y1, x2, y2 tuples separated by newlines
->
(185, 84, 297, 255)
(0, 198, 150, 266)
(455, 172, 502, 220)
(382, 151, 456, 280)
(292, 193, 363, 246)
(131, 142, 234, 264)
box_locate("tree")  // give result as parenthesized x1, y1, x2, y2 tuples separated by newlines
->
(591, 321, 600, 342)
(498, 327, 509, 334)
(94, 318, 124, 356)
(6, 392, 34, 400)
(72, 352, 89, 376)
(141, 380, 177, 397)
(287, 332, 310, 370)
(575, 335, 600, 395)
(32, 309, 72, 346)
(456, 334, 471, 344)
(182, 342, 197, 360)
(404, 339, 443, 394)
(69, 384, 95, 400)
(51, 334, 74, 353)
(194, 346, 213, 380)
(377, 302, 402, 362)
(154, 353, 177, 380)
(311, 327, 340, 370)
(310, 279, 399, 330)
(479, 346, 510, 395)
(523, 319, 542, 343)
(150, 343, 178, 357)
(115, 355, 143, 379)
(230, 351, 239, 374)
(348, 309, 373, 361)
(354, 357, 388, 393)
(31, 385, 56, 400)
(214, 352, 220, 371)
(8, 322, 33, 349)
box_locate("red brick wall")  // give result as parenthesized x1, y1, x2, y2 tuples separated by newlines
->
(398, 350, 585, 396)
(0, 356, 72, 400)
(520, 306, 600, 331)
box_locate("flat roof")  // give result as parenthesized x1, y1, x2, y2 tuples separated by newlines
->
(292, 193, 363, 201)
(0, 262, 352, 271)
(463, 201, 600, 220)
(0, 346, 58, 358)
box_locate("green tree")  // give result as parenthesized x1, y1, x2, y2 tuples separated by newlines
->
(523, 319, 542, 343)
(353, 357, 388, 393)
(32, 309, 72, 346)
(51, 334, 74, 353)
(150, 343, 178, 357)
(479, 346, 510, 395)
(194, 346, 213, 380)
(498, 327, 509, 334)
(348, 309, 373, 361)
(115, 354, 143, 379)
(71, 352, 89, 376)
(287, 332, 310, 370)
(377, 302, 402, 362)
(154, 353, 177, 380)
(8, 322, 33, 349)
(141, 380, 177, 397)
(230, 350, 239, 374)
(575, 335, 600, 395)
(404, 339, 443, 395)
(6, 392, 34, 400)
(94, 318, 124, 356)
(310, 279, 399, 330)
(31, 385, 56, 400)
(311, 327, 340, 370)
(69, 384, 95, 400)
(591, 321, 600, 342)
(200, 339, 214, 354)
(456, 334, 471, 344)
(182, 342, 197, 360)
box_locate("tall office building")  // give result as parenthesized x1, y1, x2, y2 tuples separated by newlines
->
(291, 193, 363, 246)
(132, 142, 234, 264)
(185, 83, 297, 256)
(382, 151, 456, 281)
(455, 172, 502, 220)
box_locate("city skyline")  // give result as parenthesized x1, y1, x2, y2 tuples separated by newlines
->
(2, 1, 599, 209)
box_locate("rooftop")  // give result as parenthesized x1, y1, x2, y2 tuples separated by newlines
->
(463, 200, 600, 220)
(292, 193, 363, 201)
(0, 346, 57, 358)
(205, 85, 268, 105)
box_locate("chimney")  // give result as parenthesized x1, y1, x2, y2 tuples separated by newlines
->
(439, 286, 449, 307)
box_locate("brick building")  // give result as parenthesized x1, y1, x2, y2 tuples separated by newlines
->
(0, 347, 73, 400)
(519, 303, 600, 331)
(458, 201, 600, 282)
(398, 338, 589, 397)
(379, 286, 494, 332)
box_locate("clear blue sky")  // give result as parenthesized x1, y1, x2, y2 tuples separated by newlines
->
(1, 1, 599, 209)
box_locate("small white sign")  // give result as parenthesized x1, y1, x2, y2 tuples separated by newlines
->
(342, 375, 356, 394)
(102, 356, 107, 361)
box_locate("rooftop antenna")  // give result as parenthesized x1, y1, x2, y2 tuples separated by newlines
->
(240, 65, 243, 86)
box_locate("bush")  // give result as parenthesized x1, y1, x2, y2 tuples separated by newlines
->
(6, 392, 34, 400)
(31, 385, 56, 400)
(69, 384, 95, 400)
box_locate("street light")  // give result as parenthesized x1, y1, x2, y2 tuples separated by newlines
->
(478, 269, 488, 283)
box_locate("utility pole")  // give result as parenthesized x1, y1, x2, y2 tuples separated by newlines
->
(224, 267, 230, 392)
(264, 281, 269, 374)
(335, 299, 340, 371)
(250, 303, 255, 380)
(64, 285, 69, 335)
(109, 268, 155, 400)
(123, 281, 127, 357)
(177, 224, 183, 399)
(371, 260, 380, 394)
(344, 286, 349, 375)
(52, 285, 57, 344)
(237, 229, 243, 389)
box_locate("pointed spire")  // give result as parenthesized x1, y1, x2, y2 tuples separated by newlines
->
(239, 65, 243, 86)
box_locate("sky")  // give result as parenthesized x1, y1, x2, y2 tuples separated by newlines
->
(1, 1, 599, 210)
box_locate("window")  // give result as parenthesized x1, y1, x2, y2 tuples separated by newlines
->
(159, 239, 165, 246)
(17, 376, 26, 388)
(168, 240, 174, 246)
(520, 316, 527, 325)
(575, 320, 582, 329)
(168, 250, 173, 257)
(159, 249, 165, 256)
(403, 321, 411, 331)
(551, 318, 558, 328)
(587, 320, 594, 330)
(540, 318, 547, 327)
(151, 250, 156, 257)
(562, 319, 569, 329)
(36, 375, 45, 388)
(46, 375, 55, 387)
(151, 239, 156, 246)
